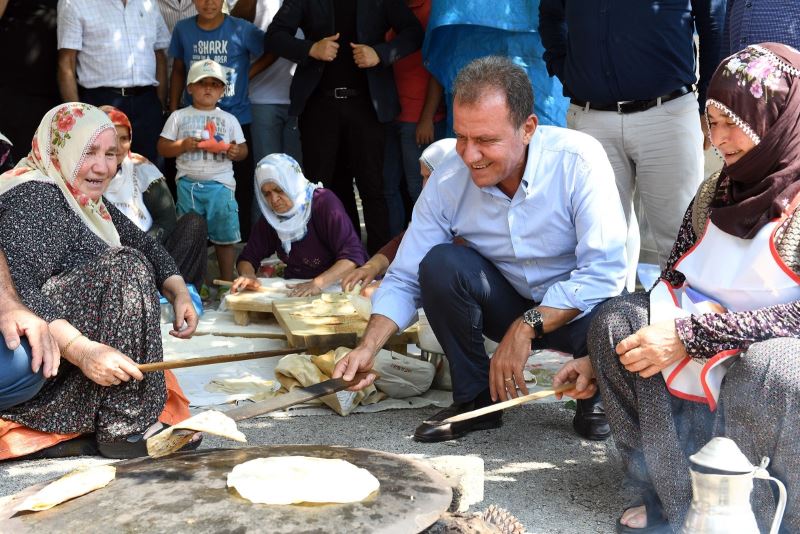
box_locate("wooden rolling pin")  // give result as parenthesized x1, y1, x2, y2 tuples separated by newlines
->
(441, 382, 577, 424)
(214, 279, 291, 294)
(138, 347, 304, 373)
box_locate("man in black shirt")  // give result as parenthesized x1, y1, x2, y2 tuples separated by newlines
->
(539, 0, 726, 269)
(265, 0, 423, 254)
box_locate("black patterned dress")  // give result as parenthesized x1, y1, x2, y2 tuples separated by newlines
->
(0, 181, 180, 443)
(589, 174, 800, 531)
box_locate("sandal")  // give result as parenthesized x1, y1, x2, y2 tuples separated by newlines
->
(616, 490, 671, 533)
(96, 422, 203, 459)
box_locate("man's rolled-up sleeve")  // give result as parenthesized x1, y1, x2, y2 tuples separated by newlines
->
(540, 141, 628, 317)
(371, 182, 451, 331)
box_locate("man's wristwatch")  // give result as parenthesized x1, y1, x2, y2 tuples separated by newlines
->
(522, 307, 545, 338)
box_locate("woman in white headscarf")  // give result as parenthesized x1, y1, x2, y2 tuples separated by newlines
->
(342, 138, 456, 294)
(232, 153, 368, 297)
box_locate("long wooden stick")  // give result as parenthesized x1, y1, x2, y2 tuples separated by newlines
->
(442, 382, 577, 424)
(213, 279, 291, 294)
(138, 347, 305, 373)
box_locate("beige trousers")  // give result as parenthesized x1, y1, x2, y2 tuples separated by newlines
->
(567, 92, 704, 269)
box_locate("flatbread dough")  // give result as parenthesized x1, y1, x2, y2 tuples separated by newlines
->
(227, 456, 380, 505)
(289, 295, 357, 318)
(347, 294, 371, 321)
(14, 465, 116, 512)
(146, 410, 246, 458)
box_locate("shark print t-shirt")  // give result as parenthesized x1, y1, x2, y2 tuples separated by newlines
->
(169, 15, 264, 124)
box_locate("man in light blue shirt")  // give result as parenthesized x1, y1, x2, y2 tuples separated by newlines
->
(334, 56, 628, 442)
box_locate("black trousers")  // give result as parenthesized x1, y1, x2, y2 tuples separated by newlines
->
(298, 94, 390, 254)
(79, 86, 162, 164)
(233, 123, 255, 241)
(419, 243, 600, 403)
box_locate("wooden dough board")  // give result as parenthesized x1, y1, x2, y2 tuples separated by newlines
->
(272, 297, 418, 350)
(224, 291, 304, 326)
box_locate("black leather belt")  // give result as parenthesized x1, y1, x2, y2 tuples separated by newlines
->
(322, 87, 362, 99)
(570, 84, 695, 114)
(89, 86, 155, 97)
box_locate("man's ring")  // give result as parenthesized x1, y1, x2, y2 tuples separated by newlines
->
(504, 378, 514, 382)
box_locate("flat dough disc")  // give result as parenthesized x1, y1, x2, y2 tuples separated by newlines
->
(147, 410, 247, 458)
(227, 456, 380, 505)
(14, 465, 116, 512)
(290, 296, 357, 318)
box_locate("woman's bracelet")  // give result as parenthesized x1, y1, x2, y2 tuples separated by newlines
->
(63, 333, 84, 355)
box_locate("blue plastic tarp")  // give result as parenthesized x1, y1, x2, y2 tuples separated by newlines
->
(422, 0, 568, 130)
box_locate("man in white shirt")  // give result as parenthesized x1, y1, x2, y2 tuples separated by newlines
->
(57, 0, 170, 163)
(333, 56, 628, 442)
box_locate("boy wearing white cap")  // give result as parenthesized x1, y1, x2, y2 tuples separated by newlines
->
(158, 59, 248, 282)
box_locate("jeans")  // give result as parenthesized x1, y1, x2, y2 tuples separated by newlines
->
(0, 338, 44, 411)
(250, 103, 303, 227)
(418, 243, 599, 403)
(383, 119, 447, 236)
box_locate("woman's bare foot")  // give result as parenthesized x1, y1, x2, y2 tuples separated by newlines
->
(620, 505, 648, 528)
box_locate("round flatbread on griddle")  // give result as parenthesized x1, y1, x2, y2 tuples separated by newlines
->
(227, 456, 380, 505)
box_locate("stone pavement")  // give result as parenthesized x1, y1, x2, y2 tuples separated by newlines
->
(0, 401, 624, 533)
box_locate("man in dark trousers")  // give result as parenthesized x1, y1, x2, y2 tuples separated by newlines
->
(265, 0, 423, 254)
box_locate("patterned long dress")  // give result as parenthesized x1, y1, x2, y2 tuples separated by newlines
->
(589, 175, 800, 532)
(0, 181, 180, 443)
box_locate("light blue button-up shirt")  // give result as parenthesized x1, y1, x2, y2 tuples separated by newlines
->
(372, 125, 628, 330)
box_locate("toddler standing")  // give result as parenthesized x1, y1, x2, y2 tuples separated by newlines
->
(158, 59, 248, 281)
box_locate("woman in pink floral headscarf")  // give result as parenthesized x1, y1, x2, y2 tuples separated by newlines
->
(0, 103, 200, 459)
(553, 44, 800, 532)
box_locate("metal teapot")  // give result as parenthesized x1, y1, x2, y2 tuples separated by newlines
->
(681, 437, 787, 534)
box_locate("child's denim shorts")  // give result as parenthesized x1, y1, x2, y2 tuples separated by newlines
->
(176, 177, 241, 244)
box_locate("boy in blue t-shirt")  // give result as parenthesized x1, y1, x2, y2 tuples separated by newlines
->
(168, 0, 267, 239)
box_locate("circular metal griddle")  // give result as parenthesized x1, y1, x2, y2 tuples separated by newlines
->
(2, 446, 452, 533)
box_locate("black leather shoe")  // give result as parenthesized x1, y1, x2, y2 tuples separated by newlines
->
(414, 396, 503, 443)
(573, 394, 611, 441)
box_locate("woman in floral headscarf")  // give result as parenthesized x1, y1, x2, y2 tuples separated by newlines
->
(0, 103, 199, 459)
(101, 105, 207, 290)
(231, 153, 368, 297)
(551, 43, 800, 532)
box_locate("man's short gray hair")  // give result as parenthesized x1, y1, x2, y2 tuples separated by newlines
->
(452, 56, 534, 129)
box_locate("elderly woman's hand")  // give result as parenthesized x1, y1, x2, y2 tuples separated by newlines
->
(231, 274, 261, 294)
(73, 338, 144, 387)
(552, 356, 597, 400)
(615, 320, 689, 378)
(286, 280, 322, 297)
(170, 290, 198, 339)
(341, 264, 380, 292)
(160, 275, 198, 338)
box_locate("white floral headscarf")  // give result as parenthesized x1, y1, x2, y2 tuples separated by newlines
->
(0, 103, 120, 246)
(254, 153, 320, 253)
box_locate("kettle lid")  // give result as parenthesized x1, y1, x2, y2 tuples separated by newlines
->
(689, 437, 755, 473)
